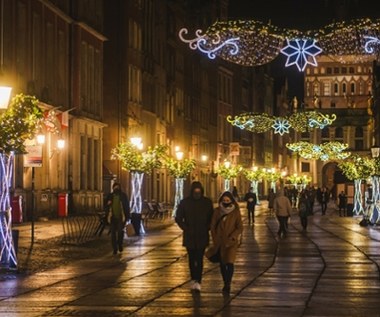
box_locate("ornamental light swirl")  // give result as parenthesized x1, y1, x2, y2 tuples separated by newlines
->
(286, 141, 350, 161)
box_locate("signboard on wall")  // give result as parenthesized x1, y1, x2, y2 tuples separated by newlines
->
(24, 145, 43, 167)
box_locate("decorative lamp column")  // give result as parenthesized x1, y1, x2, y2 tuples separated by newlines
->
(223, 160, 231, 192)
(129, 137, 144, 221)
(173, 150, 184, 217)
(370, 145, 380, 224)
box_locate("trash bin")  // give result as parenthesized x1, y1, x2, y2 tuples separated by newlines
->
(131, 212, 142, 235)
(58, 193, 68, 217)
(11, 195, 23, 224)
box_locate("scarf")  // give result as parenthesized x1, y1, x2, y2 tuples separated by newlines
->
(219, 203, 235, 216)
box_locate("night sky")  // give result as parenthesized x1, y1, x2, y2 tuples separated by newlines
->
(226, 0, 380, 101)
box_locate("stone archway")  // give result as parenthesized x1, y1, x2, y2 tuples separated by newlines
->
(322, 162, 338, 191)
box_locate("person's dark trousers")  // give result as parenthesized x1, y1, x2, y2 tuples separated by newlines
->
(277, 216, 288, 237)
(310, 202, 314, 214)
(186, 248, 205, 283)
(300, 216, 307, 230)
(321, 202, 327, 215)
(220, 262, 234, 287)
(111, 218, 124, 253)
(248, 207, 255, 223)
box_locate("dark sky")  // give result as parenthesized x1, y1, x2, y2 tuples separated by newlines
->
(227, 0, 380, 102)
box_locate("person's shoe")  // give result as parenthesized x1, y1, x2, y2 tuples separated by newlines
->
(222, 284, 231, 294)
(193, 282, 201, 292)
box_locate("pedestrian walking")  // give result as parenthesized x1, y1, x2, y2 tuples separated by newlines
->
(105, 182, 130, 255)
(298, 191, 311, 231)
(175, 181, 214, 292)
(209, 191, 243, 294)
(273, 189, 292, 238)
(338, 190, 347, 217)
(244, 187, 257, 224)
(267, 188, 276, 217)
(318, 187, 329, 215)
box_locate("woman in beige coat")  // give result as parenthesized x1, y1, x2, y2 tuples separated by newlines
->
(210, 191, 243, 294)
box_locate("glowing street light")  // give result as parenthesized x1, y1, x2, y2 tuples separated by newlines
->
(175, 151, 184, 161)
(0, 86, 12, 109)
(36, 134, 46, 145)
(130, 137, 143, 150)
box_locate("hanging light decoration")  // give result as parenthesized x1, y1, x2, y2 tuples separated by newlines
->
(286, 141, 351, 161)
(227, 111, 336, 135)
(179, 18, 380, 69)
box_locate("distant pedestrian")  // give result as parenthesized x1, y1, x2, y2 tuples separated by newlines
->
(338, 191, 347, 217)
(273, 189, 292, 238)
(267, 188, 276, 217)
(232, 186, 239, 201)
(318, 187, 329, 215)
(175, 181, 214, 292)
(244, 187, 257, 224)
(307, 187, 316, 214)
(298, 191, 311, 231)
(105, 182, 130, 255)
(209, 191, 243, 294)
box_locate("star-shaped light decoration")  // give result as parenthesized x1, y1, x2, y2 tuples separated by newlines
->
(280, 38, 322, 72)
(272, 118, 291, 135)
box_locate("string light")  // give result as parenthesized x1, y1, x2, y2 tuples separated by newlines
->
(179, 18, 380, 68)
(286, 141, 351, 161)
(227, 111, 336, 134)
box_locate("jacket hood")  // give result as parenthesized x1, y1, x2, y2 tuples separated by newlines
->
(190, 181, 204, 196)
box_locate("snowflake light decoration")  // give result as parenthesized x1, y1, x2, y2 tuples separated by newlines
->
(286, 141, 350, 161)
(280, 38, 323, 71)
(272, 118, 291, 135)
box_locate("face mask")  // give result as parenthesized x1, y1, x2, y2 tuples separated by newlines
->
(222, 202, 232, 208)
(193, 192, 202, 200)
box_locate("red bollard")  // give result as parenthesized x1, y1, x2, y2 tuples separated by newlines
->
(11, 195, 23, 223)
(58, 193, 68, 217)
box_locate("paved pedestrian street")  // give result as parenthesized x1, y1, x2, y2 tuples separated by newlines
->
(1, 203, 380, 316)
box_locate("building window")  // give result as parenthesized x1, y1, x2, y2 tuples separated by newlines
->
(334, 83, 339, 95)
(301, 131, 310, 140)
(128, 65, 142, 103)
(341, 67, 347, 74)
(335, 127, 343, 140)
(359, 81, 364, 95)
(323, 82, 330, 96)
(218, 70, 233, 105)
(326, 67, 332, 74)
(349, 67, 355, 74)
(342, 83, 347, 94)
(313, 83, 319, 95)
(350, 82, 355, 94)
(321, 128, 329, 141)
(355, 127, 363, 150)
(301, 162, 310, 172)
(334, 67, 339, 74)
(330, 101, 336, 108)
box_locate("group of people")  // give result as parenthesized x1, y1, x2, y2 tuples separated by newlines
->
(104, 179, 347, 294)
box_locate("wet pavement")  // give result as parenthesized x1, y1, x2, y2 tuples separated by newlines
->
(1, 202, 380, 316)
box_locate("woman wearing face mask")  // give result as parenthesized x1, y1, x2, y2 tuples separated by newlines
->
(209, 191, 243, 294)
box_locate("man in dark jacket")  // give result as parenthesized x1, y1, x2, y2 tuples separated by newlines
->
(175, 181, 214, 292)
(105, 182, 130, 255)
(244, 187, 257, 224)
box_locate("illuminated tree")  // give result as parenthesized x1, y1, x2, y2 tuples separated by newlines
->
(338, 156, 374, 215)
(263, 169, 282, 193)
(111, 143, 167, 233)
(0, 94, 43, 269)
(243, 167, 264, 204)
(217, 163, 242, 192)
(164, 156, 196, 216)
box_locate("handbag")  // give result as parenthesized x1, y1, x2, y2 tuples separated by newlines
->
(205, 245, 220, 263)
(125, 221, 135, 237)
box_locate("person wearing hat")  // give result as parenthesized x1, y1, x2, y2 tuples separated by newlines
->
(105, 182, 130, 254)
(175, 181, 214, 292)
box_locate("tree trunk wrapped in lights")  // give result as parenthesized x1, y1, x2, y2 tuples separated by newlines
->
(0, 94, 43, 270)
(111, 143, 168, 232)
(339, 156, 374, 216)
(164, 157, 195, 217)
(243, 168, 264, 205)
(217, 164, 242, 193)
(263, 169, 282, 193)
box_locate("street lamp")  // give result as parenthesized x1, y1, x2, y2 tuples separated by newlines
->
(0, 86, 12, 109)
(130, 137, 143, 150)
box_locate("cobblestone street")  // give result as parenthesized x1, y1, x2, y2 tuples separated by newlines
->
(1, 203, 380, 316)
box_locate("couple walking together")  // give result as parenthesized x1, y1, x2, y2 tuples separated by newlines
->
(175, 181, 243, 294)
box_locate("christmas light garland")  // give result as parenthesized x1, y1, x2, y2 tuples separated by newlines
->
(286, 141, 351, 161)
(179, 18, 380, 69)
(227, 111, 336, 135)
